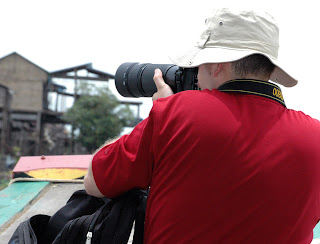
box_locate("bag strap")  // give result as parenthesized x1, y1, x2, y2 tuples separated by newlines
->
(218, 79, 286, 107)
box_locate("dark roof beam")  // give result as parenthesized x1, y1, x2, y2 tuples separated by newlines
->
(50, 63, 93, 75)
(50, 74, 111, 81)
(86, 68, 114, 79)
(120, 101, 142, 106)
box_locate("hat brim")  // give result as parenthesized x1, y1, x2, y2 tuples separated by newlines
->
(169, 46, 298, 87)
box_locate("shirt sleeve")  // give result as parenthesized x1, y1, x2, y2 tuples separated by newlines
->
(91, 114, 155, 198)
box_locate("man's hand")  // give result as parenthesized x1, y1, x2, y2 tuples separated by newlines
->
(152, 69, 174, 101)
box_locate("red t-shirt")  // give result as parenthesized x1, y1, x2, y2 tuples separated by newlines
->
(92, 89, 320, 243)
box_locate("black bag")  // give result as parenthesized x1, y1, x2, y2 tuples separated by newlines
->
(43, 190, 106, 243)
(8, 188, 147, 244)
(8, 214, 50, 244)
(52, 189, 147, 244)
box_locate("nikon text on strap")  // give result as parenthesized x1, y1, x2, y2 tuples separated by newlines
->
(217, 79, 286, 107)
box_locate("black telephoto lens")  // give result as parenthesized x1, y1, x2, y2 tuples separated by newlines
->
(115, 63, 179, 97)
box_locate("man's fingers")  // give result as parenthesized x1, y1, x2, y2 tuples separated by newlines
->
(153, 69, 165, 90)
(152, 68, 174, 101)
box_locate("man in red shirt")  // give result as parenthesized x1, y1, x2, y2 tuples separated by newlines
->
(85, 9, 320, 243)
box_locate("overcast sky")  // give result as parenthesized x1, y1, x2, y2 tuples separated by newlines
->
(1, 0, 319, 121)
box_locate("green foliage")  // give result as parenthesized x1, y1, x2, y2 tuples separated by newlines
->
(0, 169, 10, 191)
(0, 178, 9, 191)
(63, 83, 134, 152)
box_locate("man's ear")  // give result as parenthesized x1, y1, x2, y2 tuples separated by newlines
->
(210, 63, 223, 77)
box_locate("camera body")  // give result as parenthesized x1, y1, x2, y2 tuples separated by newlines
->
(115, 63, 198, 97)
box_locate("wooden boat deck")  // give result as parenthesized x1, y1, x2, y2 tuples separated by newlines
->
(0, 155, 319, 243)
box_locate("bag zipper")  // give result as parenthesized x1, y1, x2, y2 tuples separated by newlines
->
(85, 199, 112, 244)
(85, 205, 104, 244)
(85, 231, 93, 244)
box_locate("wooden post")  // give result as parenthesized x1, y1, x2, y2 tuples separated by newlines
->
(137, 104, 140, 121)
(74, 69, 78, 102)
(0, 112, 4, 156)
(1, 89, 11, 156)
(55, 93, 59, 112)
(70, 69, 78, 154)
(35, 112, 42, 155)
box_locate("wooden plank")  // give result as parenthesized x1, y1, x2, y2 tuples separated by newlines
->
(10, 113, 38, 121)
(26, 168, 87, 180)
(0, 181, 49, 228)
(314, 223, 320, 239)
(0, 183, 83, 243)
(13, 155, 91, 173)
(0, 181, 319, 242)
(312, 238, 320, 244)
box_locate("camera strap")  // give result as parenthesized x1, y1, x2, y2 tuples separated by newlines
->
(217, 79, 286, 107)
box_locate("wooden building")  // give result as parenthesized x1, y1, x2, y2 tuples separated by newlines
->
(0, 52, 49, 156)
(0, 52, 119, 156)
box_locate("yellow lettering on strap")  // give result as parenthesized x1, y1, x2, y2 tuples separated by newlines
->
(273, 88, 283, 101)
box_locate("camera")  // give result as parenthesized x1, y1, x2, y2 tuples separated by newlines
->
(115, 63, 198, 97)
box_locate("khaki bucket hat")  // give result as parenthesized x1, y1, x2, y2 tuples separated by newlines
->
(170, 8, 298, 87)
